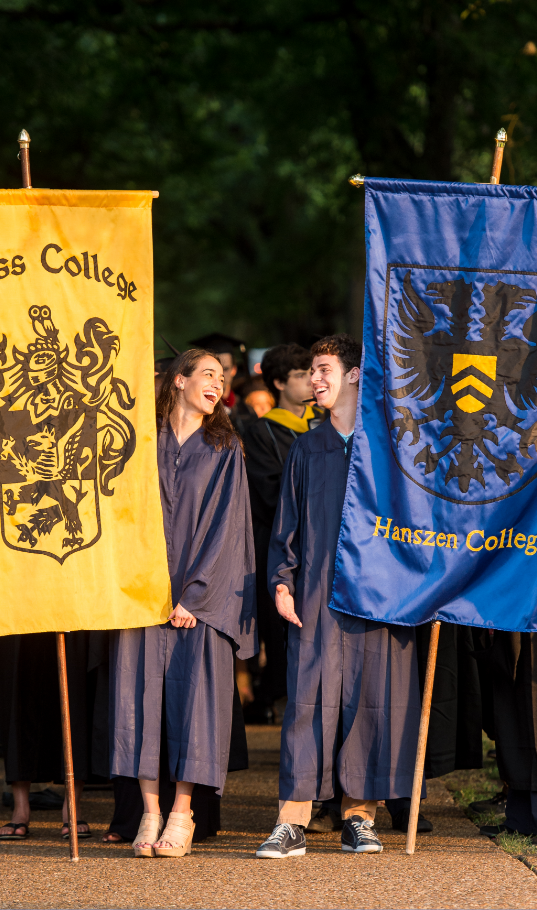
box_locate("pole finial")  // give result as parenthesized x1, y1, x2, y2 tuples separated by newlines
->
(490, 127, 508, 184)
(17, 129, 32, 188)
(348, 174, 365, 188)
(17, 129, 31, 149)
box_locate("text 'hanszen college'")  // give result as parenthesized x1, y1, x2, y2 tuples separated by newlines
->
(373, 517, 537, 556)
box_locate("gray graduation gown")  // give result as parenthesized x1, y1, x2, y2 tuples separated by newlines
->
(110, 426, 257, 795)
(268, 419, 423, 802)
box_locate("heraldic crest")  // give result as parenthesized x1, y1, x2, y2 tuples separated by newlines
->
(388, 268, 537, 504)
(0, 306, 135, 562)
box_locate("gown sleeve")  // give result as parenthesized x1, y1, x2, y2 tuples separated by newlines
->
(267, 439, 304, 599)
(178, 441, 258, 659)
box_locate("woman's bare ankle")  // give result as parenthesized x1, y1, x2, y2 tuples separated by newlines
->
(10, 809, 30, 826)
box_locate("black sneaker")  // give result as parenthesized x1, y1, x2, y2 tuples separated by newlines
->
(480, 823, 537, 844)
(256, 823, 306, 858)
(479, 825, 537, 846)
(2, 788, 63, 811)
(391, 807, 433, 833)
(306, 807, 344, 833)
(468, 791, 507, 816)
(479, 823, 512, 838)
(341, 815, 383, 854)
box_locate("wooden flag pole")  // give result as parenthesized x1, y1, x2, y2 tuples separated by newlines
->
(16, 129, 79, 861)
(405, 125, 508, 855)
(405, 619, 441, 854)
(56, 633, 79, 861)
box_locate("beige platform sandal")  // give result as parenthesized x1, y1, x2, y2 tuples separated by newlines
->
(133, 812, 164, 858)
(153, 811, 195, 858)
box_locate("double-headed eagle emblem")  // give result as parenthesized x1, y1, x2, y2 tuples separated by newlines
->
(0, 306, 135, 562)
(389, 270, 537, 501)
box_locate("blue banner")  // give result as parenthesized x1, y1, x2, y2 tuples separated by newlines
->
(330, 177, 537, 632)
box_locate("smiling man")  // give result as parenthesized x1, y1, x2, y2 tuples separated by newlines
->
(255, 334, 424, 859)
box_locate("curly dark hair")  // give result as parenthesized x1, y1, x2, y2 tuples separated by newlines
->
(156, 348, 241, 451)
(310, 333, 362, 374)
(261, 343, 312, 403)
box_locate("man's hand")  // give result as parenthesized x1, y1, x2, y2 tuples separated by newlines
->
(275, 584, 302, 627)
(168, 603, 197, 629)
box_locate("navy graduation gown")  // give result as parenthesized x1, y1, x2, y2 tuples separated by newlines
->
(111, 426, 257, 795)
(268, 418, 423, 801)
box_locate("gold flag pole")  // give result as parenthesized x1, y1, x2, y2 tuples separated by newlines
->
(17, 129, 79, 862)
(349, 138, 506, 854)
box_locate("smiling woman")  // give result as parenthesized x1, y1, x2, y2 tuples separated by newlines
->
(109, 347, 257, 859)
(156, 349, 239, 452)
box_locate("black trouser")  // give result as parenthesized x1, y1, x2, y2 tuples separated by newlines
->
(318, 795, 412, 817)
(253, 525, 287, 704)
(505, 789, 537, 835)
(385, 797, 412, 816)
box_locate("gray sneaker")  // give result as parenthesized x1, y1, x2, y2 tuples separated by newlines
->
(256, 823, 306, 858)
(341, 815, 383, 853)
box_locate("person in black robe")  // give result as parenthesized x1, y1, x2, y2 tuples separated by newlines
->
(243, 343, 323, 719)
(374, 624, 482, 836)
(477, 632, 537, 838)
(416, 623, 484, 778)
(0, 630, 107, 840)
(110, 348, 257, 858)
(256, 334, 424, 860)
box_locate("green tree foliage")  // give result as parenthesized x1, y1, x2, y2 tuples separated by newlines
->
(0, 0, 536, 348)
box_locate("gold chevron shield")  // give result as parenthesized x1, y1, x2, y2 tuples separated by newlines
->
(451, 354, 497, 413)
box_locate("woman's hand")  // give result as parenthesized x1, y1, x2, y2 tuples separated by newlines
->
(168, 603, 197, 629)
(275, 584, 302, 628)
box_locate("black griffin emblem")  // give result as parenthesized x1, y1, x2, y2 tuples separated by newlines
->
(389, 270, 537, 500)
(0, 306, 136, 563)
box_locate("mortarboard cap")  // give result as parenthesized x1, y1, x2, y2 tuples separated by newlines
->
(189, 331, 246, 356)
(155, 355, 176, 374)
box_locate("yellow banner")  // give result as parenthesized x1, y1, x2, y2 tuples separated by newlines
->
(0, 189, 169, 635)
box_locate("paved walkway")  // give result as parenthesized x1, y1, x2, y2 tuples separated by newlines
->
(1, 727, 536, 909)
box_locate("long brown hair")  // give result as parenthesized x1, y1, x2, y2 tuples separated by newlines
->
(156, 348, 241, 451)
